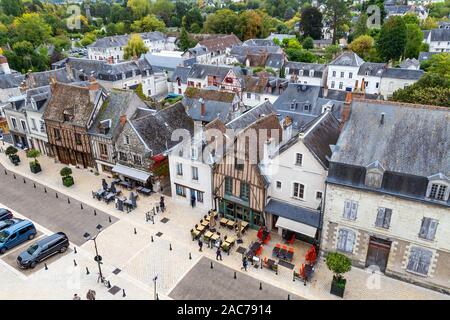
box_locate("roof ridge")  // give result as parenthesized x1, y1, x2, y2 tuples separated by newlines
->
(353, 98, 449, 111)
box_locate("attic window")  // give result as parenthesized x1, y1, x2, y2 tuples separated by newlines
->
(224, 77, 233, 84)
(99, 119, 111, 135)
(427, 182, 449, 201)
(63, 109, 74, 122)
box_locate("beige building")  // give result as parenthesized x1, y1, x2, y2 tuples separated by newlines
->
(321, 99, 450, 294)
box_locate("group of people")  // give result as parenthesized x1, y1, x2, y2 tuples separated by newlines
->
(73, 289, 96, 300)
(198, 239, 223, 261)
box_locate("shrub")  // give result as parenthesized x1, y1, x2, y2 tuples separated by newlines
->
(26, 148, 41, 165)
(60, 167, 72, 178)
(326, 252, 352, 281)
(5, 146, 18, 156)
(62, 175, 74, 187)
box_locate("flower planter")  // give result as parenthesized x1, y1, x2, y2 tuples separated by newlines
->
(30, 162, 41, 174)
(330, 276, 346, 298)
(9, 155, 20, 166)
(62, 176, 74, 187)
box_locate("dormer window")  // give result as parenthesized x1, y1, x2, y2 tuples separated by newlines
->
(309, 70, 314, 77)
(426, 174, 450, 201)
(365, 161, 385, 189)
(299, 70, 304, 76)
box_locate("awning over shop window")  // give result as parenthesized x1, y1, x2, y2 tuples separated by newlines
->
(275, 216, 317, 238)
(112, 164, 151, 183)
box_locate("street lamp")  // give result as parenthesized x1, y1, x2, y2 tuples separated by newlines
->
(153, 275, 158, 300)
(84, 224, 107, 286)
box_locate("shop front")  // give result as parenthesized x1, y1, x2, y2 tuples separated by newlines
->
(218, 196, 264, 230)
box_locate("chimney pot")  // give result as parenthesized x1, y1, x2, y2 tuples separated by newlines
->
(119, 115, 127, 126)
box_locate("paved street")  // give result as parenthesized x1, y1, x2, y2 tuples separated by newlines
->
(169, 257, 302, 300)
(0, 163, 118, 246)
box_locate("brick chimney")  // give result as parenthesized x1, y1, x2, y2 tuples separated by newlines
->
(119, 115, 127, 126)
(200, 98, 206, 117)
(88, 76, 100, 91)
(340, 92, 352, 129)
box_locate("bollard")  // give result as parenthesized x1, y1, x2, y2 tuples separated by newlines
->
(260, 259, 263, 269)
(74, 247, 77, 254)
(189, 252, 192, 260)
(287, 294, 290, 300)
(56, 193, 58, 199)
(210, 262, 213, 269)
(169, 243, 172, 251)
(134, 228, 137, 235)
(151, 235, 154, 242)
(33, 183, 36, 188)
(122, 289, 126, 297)
(73, 259, 77, 266)
(44, 187, 47, 193)
(80, 203, 83, 210)
(13, 174, 16, 179)
(259, 282, 262, 290)
(23, 178, 26, 184)
(234, 271, 237, 279)
(109, 216, 112, 223)
(94, 209, 97, 216)
(68, 198, 71, 204)
(44, 263, 48, 270)
(4, 170, 7, 175)
(86, 267, 90, 275)
(156, 293, 159, 300)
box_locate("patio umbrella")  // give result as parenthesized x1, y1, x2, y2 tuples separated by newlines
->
(236, 220, 242, 239)
(110, 183, 117, 194)
(209, 214, 216, 228)
(102, 179, 108, 191)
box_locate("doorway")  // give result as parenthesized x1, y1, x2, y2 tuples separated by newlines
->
(365, 237, 391, 273)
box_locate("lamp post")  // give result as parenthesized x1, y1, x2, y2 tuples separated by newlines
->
(84, 224, 105, 284)
(153, 275, 158, 300)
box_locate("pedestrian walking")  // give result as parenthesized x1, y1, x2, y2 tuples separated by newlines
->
(216, 247, 223, 261)
(241, 256, 248, 271)
(86, 289, 96, 301)
(198, 239, 203, 252)
(72, 294, 81, 300)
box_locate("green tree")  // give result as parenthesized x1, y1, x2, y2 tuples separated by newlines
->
(185, 7, 203, 30)
(377, 16, 407, 62)
(404, 24, 423, 59)
(204, 9, 239, 35)
(1, 0, 24, 17)
(178, 18, 197, 51)
(26, 148, 40, 165)
(124, 34, 149, 60)
(131, 14, 166, 32)
(349, 35, 375, 60)
(12, 13, 52, 46)
(127, 0, 151, 19)
(236, 10, 262, 40)
(150, 0, 175, 26)
(326, 252, 352, 282)
(302, 36, 314, 50)
(352, 13, 368, 39)
(402, 13, 420, 25)
(300, 6, 322, 40)
(427, 53, 450, 81)
(324, 0, 351, 44)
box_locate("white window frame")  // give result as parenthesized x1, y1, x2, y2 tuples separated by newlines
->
(343, 199, 358, 220)
(191, 166, 199, 181)
(292, 182, 305, 200)
(406, 246, 432, 276)
(419, 217, 438, 241)
(176, 162, 183, 176)
(295, 153, 303, 166)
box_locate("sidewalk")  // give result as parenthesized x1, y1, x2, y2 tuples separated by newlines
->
(0, 145, 448, 300)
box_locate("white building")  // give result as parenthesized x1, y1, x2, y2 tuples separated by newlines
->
(424, 29, 450, 53)
(285, 62, 327, 87)
(327, 52, 364, 92)
(242, 75, 288, 107)
(262, 111, 341, 243)
(322, 98, 450, 293)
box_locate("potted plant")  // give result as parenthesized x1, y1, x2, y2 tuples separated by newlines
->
(26, 149, 41, 173)
(326, 252, 352, 298)
(60, 167, 74, 187)
(5, 146, 20, 166)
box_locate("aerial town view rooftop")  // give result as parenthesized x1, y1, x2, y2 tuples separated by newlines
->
(0, 0, 449, 313)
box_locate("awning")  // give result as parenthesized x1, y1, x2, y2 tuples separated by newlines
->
(264, 199, 320, 228)
(112, 164, 151, 183)
(275, 216, 317, 238)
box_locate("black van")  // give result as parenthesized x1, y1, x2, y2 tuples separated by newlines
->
(17, 232, 69, 269)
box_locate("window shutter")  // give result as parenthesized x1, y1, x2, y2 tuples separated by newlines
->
(350, 201, 358, 220)
(427, 219, 438, 240)
(417, 249, 432, 275)
(375, 208, 385, 227)
(383, 209, 392, 229)
(337, 230, 347, 251)
(419, 218, 429, 238)
(343, 200, 352, 219)
(407, 247, 420, 272)
(345, 230, 355, 253)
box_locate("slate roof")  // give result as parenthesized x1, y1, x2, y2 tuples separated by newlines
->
(185, 46, 209, 57)
(418, 51, 439, 62)
(0, 74, 24, 89)
(184, 98, 235, 123)
(399, 58, 420, 70)
(23, 85, 52, 113)
(230, 45, 282, 57)
(265, 53, 285, 69)
(184, 87, 236, 103)
(429, 29, 450, 42)
(357, 62, 386, 76)
(187, 64, 241, 82)
(243, 75, 288, 94)
(24, 68, 75, 89)
(331, 99, 450, 178)
(56, 57, 153, 82)
(226, 100, 276, 132)
(286, 62, 325, 78)
(265, 34, 296, 42)
(330, 52, 364, 67)
(243, 39, 278, 47)
(382, 68, 424, 80)
(199, 34, 242, 52)
(171, 66, 191, 83)
(89, 32, 166, 48)
(44, 82, 103, 127)
(144, 52, 187, 71)
(130, 102, 194, 155)
(89, 90, 148, 138)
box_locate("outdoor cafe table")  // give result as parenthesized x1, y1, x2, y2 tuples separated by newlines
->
(104, 193, 116, 203)
(220, 218, 229, 227)
(226, 220, 236, 229)
(196, 225, 206, 232)
(201, 220, 209, 227)
(211, 233, 220, 242)
(247, 242, 261, 260)
(204, 231, 213, 241)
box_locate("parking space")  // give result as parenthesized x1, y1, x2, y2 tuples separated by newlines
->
(0, 163, 119, 246)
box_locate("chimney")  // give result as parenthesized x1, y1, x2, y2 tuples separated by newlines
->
(200, 98, 206, 117)
(119, 115, 127, 126)
(282, 116, 293, 141)
(340, 92, 352, 129)
(380, 112, 385, 125)
(88, 76, 99, 91)
(0, 55, 11, 75)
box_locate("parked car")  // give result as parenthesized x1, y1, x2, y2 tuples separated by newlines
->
(0, 218, 23, 231)
(0, 220, 37, 254)
(17, 232, 69, 268)
(0, 208, 13, 221)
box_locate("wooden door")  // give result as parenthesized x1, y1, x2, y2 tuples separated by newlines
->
(365, 237, 391, 273)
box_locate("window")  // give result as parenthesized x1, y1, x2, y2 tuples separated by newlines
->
(40, 120, 46, 133)
(365, 171, 383, 188)
(75, 133, 82, 145)
(255, 94, 260, 101)
(428, 183, 448, 201)
(99, 143, 108, 157)
(309, 70, 314, 77)
(331, 81, 335, 89)
(332, 71, 336, 77)
(276, 181, 282, 189)
(197, 190, 204, 203)
(119, 152, 127, 161)
(235, 157, 244, 170)
(191, 166, 198, 180)
(349, 72, 353, 79)
(176, 163, 183, 176)
(133, 154, 142, 166)
(340, 72, 344, 78)
(339, 82, 343, 90)
(375, 207, 392, 229)
(293, 182, 304, 199)
(240, 182, 250, 201)
(295, 153, 303, 166)
(246, 92, 251, 99)
(343, 200, 358, 220)
(316, 191, 323, 200)
(419, 217, 438, 241)
(175, 184, 186, 197)
(124, 135, 130, 145)
(11, 117, 17, 129)
(225, 176, 233, 195)
(31, 118, 37, 131)
(299, 70, 304, 76)
(337, 229, 355, 253)
(376, 82, 379, 89)
(191, 147, 198, 160)
(406, 247, 432, 276)
(21, 120, 27, 131)
(54, 128, 61, 140)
